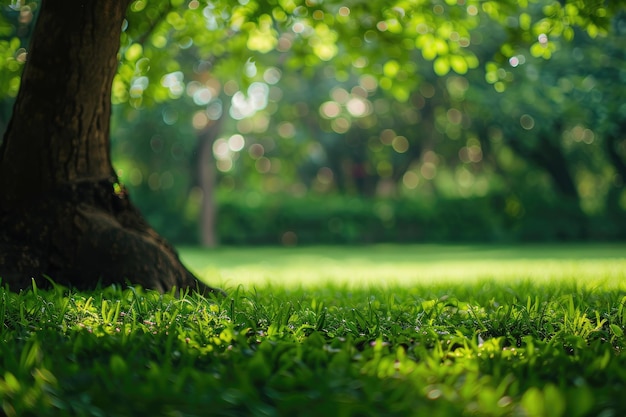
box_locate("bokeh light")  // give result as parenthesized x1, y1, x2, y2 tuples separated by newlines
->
(228, 134, 245, 152)
(402, 171, 420, 189)
(520, 114, 535, 130)
(391, 136, 409, 153)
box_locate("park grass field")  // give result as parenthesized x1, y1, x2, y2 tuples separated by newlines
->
(181, 243, 626, 289)
(1, 243, 626, 416)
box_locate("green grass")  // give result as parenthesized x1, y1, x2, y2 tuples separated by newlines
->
(181, 243, 626, 288)
(2, 244, 626, 416)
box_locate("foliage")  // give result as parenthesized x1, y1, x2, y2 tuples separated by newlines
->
(1, 1, 625, 246)
(0, 2, 36, 132)
(107, 5, 626, 247)
(115, 0, 618, 100)
(146, 191, 626, 245)
(214, 192, 502, 245)
(2, 245, 626, 416)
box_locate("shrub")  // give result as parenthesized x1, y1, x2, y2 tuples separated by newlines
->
(142, 191, 625, 245)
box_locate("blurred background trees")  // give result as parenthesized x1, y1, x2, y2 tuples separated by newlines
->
(2, 0, 624, 245)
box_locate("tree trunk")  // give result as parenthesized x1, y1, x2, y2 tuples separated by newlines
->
(0, 0, 220, 294)
(198, 129, 218, 248)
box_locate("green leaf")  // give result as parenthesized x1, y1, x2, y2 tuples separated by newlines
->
(383, 60, 400, 78)
(433, 57, 450, 76)
(3, 372, 20, 393)
(434, 38, 449, 55)
(110, 354, 128, 376)
(420, 35, 438, 61)
(610, 323, 624, 337)
(450, 55, 468, 74)
(521, 387, 544, 416)
(519, 13, 532, 30)
(9, 36, 19, 51)
(543, 384, 566, 417)
(125, 43, 143, 61)
(530, 42, 545, 58)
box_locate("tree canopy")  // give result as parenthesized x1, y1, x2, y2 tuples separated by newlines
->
(113, 0, 617, 103)
(94, 0, 624, 244)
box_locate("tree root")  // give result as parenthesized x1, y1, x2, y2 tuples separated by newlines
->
(0, 179, 222, 295)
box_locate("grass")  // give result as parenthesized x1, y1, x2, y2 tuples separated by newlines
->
(1, 243, 626, 416)
(181, 243, 626, 288)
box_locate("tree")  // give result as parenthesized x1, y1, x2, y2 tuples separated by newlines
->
(0, 1, 218, 293)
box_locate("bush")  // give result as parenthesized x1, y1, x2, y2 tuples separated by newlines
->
(214, 193, 506, 245)
(142, 191, 625, 245)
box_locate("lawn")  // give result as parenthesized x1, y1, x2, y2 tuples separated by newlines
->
(1, 244, 626, 416)
(181, 243, 626, 289)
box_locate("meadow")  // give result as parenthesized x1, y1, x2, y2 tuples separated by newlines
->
(1, 244, 626, 416)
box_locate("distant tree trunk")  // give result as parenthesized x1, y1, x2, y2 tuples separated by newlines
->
(0, 0, 219, 294)
(198, 129, 218, 248)
(193, 95, 228, 248)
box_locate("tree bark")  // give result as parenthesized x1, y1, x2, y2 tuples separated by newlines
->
(0, 0, 220, 294)
(198, 128, 218, 248)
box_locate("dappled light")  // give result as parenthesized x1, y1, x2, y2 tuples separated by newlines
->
(161, 71, 185, 98)
(5, 244, 626, 415)
(2, 3, 626, 415)
(1, 0, 624, 249)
